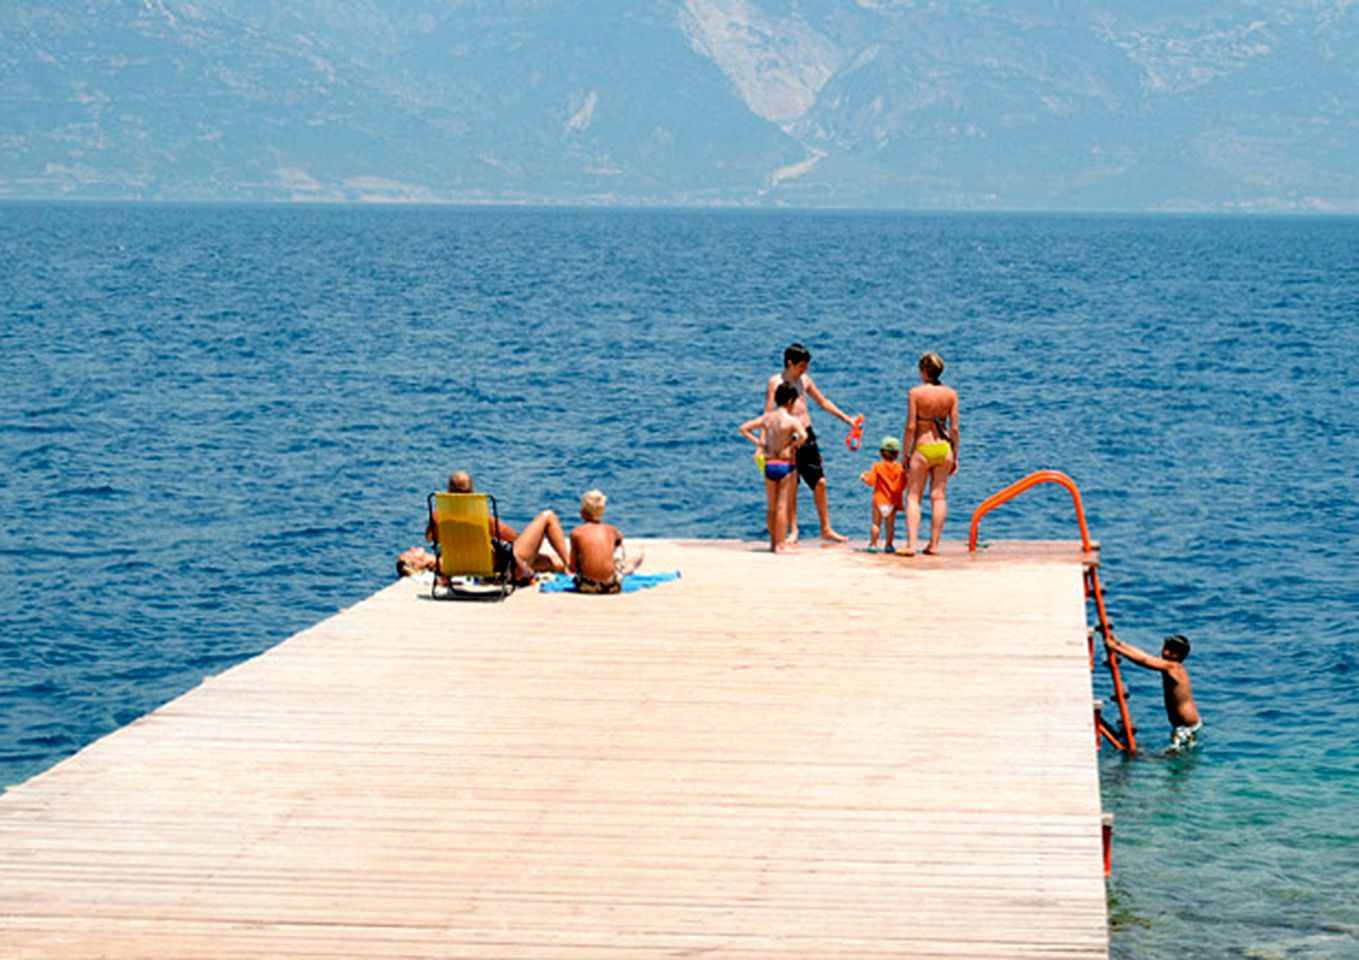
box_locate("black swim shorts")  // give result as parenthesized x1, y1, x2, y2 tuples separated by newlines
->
(491, 538, 515, 573)
(795, 425, 824, 489)
(492, 538, 535, 586)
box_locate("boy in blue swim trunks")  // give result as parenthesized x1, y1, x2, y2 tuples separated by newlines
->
(1105, 633, 1202, 753)
(740, 382, 805, 553)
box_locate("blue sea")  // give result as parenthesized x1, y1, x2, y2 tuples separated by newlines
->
(2, 203, 1356, 957)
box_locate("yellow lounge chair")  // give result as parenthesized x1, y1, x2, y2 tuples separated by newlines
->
(426, 491, 516, 601)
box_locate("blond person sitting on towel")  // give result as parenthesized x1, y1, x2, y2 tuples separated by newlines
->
(568, 490, 644, 595)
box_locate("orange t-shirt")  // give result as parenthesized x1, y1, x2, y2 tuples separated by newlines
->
(860, 461, 905, 509)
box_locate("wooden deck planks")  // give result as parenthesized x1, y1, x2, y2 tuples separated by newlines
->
(0, 539, 1108, 958)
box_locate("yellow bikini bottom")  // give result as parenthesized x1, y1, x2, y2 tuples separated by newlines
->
(916, 441, 951, 466)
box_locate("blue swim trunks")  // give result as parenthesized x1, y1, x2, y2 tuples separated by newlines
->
(763, 459, 796, 481)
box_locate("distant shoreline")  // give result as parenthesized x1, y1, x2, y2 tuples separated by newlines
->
(2, 196, 1357, 219)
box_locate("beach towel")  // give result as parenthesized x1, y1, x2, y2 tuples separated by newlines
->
(538, 571, 681, 594)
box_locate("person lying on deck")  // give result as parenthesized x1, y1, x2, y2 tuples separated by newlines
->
(396, 546, 437, 578)
(568, 489, 644, 595)
(422, 470, 571, 585)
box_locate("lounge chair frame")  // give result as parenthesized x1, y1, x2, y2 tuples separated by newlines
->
(426, 491, 516, 602)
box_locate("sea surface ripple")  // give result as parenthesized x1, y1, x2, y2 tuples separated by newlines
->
(1, 204, 1356, 958)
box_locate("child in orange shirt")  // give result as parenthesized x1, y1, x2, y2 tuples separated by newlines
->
(860, 436, 905, 552)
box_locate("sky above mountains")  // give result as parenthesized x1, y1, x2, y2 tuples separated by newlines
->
(3, 0, 1356, 211)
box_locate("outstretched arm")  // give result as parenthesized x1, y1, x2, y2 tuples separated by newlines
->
(805, 375, 856, 426)
(1106, 636, 1172, 672)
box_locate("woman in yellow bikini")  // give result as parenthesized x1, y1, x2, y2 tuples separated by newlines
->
(900, 352, 959, 557)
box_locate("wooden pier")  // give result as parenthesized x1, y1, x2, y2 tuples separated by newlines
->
(0, 539, 1108, 958)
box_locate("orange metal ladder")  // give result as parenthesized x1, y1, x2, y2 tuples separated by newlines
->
(969, 470, 1138, 754)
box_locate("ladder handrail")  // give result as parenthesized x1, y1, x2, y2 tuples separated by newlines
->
(968, 470, 1137, 753)
(969, 469, 1093, 553)
(1087, 565, 1138, 753)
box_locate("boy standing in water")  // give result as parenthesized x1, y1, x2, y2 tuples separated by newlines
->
(765, 343, 858, 543)
(740, 382, 805, 553)
(1105, 634, 1202, 752)
(859, 436, 905, 552)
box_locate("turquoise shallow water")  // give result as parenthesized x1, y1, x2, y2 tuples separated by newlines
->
(1, 204, 1356, 956)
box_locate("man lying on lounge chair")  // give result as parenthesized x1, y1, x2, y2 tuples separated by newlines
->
(418, 470, 570, 585)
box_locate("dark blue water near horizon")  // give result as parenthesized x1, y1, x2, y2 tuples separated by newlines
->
(2, 203, 1356, 957)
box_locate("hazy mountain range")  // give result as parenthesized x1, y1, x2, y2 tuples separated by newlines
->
(2, 0, 1356, 211)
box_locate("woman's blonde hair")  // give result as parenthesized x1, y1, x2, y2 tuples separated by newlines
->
(581, 489, 607, 519)
(919, 351, 945, 384)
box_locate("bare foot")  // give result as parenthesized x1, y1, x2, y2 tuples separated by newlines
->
(923, 544, 939, 556)
(820, 528, 849, 543)
(774, 543, 798, 554)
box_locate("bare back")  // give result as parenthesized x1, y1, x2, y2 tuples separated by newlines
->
(1162, 664, 1200, 728)
(907, 383, 958, 446)
(761, 407, 803, 460)
(570, 520, 623, 581)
